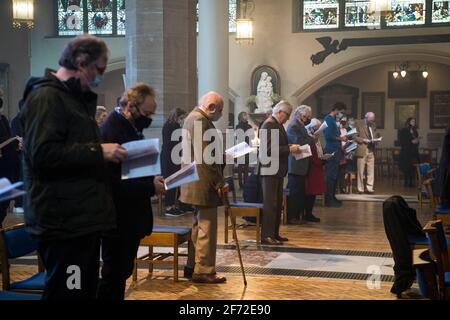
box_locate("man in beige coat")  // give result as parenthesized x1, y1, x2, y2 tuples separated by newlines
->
(354, 112, 380, 194)
(179, 91, 227, 284)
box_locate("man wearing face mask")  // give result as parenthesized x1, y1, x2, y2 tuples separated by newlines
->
(323, 102, 348, 207)
(19, 35, 128, 300)
(354, 112, 380, 194)
(286, 105, 316, 225)
(98, 83, 166, 300)
(180, 91, 229, 283)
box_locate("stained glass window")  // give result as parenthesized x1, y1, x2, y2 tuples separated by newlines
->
(432, 0, 450, 23)
(229, 0, 237, 32)
(117, 0, 126, 35)
(385, 0, 426, 26)
(344, 0, 380, 28)
(58, 0, 84, 36)
(303, 0, 340, 30)
(87, 0, 113, 35)
(57, 0, 125, 36)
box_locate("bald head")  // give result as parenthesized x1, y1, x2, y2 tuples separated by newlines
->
(365, 112, 375, 121)
(199, 91, 224, 121)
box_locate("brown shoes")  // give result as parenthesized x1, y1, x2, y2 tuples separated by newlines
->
(192, 273, 227, 284)
(261, 236, 282, 245)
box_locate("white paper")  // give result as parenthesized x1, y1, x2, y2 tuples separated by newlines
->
(345, 142, 358, 154)
(372, 137, 383, 142)
(121, 138, 161, 180)
(320, 152, 335, 160)
(0, 178, 25, 202)
(311, 121, 328, 136)
(225, 142, 256, 159)
(294, 144, 312, 160)
(342, 128, 357, 137)
(164, 162, 199, 190)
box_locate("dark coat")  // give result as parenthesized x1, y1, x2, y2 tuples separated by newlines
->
(382, 195, 425, 295)
(236, 121, 253, 164)
(398, 127, 420, 170)
(161, 120, 181, 178)
(435, 124, 450, 206)
(258, 116, 290, 178)
(19, 70, 116, 241)
(287, 118, 315, 176)
(0, 115, 18, 180)
(100, 110, 155, 238)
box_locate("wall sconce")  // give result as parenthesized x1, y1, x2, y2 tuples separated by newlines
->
(12, 0, 34, 29)
(236, 0, 255, 44)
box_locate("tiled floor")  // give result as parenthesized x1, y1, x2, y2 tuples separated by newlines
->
(1, 178, 433, 300)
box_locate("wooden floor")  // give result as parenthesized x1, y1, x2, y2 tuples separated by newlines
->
(1, 178, 435, 300)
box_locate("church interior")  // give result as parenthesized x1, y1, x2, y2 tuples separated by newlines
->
(1, 0, 450, 302)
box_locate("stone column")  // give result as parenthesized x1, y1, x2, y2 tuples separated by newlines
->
(198, 0, 229, 131)
(126, 0, 197, 138)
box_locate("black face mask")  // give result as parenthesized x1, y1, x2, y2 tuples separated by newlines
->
(134, 115, 152, 131)
(0, 97, 3, 109)
(304, 118, 311, 126)
(341, 121, 347, 126)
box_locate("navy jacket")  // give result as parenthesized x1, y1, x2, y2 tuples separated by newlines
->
(287, 118, 315, 176)
(100, 110, 155, 238)
(324, 114, 341, 152)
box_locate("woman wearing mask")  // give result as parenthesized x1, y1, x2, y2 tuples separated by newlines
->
(304, 118, 325, 222)
(398, 117, 420, 187)
(161, 107, 189, 216)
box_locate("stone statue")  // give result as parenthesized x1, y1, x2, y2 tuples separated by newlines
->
(255, 72, 274, 113)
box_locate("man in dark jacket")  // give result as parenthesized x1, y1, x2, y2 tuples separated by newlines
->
(19, 35, 127, 300)
(259, 101, 301, 245)
(287, 105, 316, 225)
(98, 83, 165, 300)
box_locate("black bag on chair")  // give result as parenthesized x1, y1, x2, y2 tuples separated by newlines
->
(382, 195, 424, 296)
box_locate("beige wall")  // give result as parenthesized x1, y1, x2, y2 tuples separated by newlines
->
(303, 62, 450, 149)
(229, 0, 450, 110)
(0, 1, 31, 120)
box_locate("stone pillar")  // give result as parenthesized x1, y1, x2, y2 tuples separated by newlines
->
(198, 0, 229, 131)
(126, 0, 197, 138)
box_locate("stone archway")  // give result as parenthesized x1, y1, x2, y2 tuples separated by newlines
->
(292, 49, 450, 103)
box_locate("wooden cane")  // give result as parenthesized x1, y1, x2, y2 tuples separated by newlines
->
(223, 190, 247, 286)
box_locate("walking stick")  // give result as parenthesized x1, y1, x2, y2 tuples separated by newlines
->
(223, 190, 247, 286)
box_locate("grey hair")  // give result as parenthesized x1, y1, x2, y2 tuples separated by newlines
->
(309, 118, 321, 128)
(272, 100, 293, 117)
(365, 112, 375, 119)
(293, 105, 312, 119)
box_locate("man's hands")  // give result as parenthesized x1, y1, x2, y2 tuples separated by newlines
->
(101, 143, 128, 163)
(289, 144, 301, 154)
(338, 136, 348, 142)
(154, 176, 166, 195)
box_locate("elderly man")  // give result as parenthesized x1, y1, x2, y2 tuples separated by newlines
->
(19, 35, 127, 300)
(259, 101, 301, 245)
(354, 112, 380, 194)
(286, 105, 316, 225)
(180, 91, 228, 284)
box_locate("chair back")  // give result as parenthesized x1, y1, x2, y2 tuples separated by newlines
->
(0, 224, 37, 259)
(423, 220, 450, 298)
(224, 176, 237, 203)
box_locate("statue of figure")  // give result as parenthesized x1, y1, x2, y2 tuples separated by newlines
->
(255, 72, 274, 113)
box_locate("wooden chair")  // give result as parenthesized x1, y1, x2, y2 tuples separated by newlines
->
(0, 223, 45, 293)
(133, 225, 192, 282)
(423, 220, 450, 299)
(344, 172, 356, 194)
(414, 163, 436, 208)
(223, 177, 261, 246)
(412, 248, 439, 300)
(391, 148, 403, 185)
